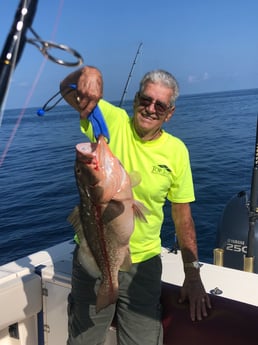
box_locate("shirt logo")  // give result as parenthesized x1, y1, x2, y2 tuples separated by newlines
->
(152, 164, 172, 176)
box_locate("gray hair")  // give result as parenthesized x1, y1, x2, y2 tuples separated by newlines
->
(139, 69, 179, 105)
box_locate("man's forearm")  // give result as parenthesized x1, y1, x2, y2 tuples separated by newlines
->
(171, 203, 199, 263)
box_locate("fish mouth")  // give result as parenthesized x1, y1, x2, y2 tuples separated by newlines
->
(76, 142, 98, 155)
(76, 142, 98, 163)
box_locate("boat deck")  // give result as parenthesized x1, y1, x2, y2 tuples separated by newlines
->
(161, 281, 258, 345)
(1, 240, 258, 345)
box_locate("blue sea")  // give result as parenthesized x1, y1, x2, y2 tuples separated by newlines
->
(0, 89, 257, 266)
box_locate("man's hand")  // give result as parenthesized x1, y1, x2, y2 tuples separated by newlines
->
(179, 274, 212, 321)
(76, 66, 103, 118)
(60, 66, 103, 118)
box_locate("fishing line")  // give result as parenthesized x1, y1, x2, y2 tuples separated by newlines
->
(37, 84, 110, 143)
(36, 83, 77, 115)
(0, 0, 65, 168)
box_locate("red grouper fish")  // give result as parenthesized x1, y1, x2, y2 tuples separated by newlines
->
(68, 135, 147, 313)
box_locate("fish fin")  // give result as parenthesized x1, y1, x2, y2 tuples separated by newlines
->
(133, 200, 149, 222)
(129, 171, 142, 187)
(68, 206, 101, 278)
(67, 206, 81, 235)
(120, 251, 132, 272)
(67, 206, 85, 247)
(78, 242, 101, 278)
(96, 284, 118, 313)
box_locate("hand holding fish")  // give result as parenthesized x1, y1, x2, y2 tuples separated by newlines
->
(60, 66, 103, 118)
(76, 66, 103, 118)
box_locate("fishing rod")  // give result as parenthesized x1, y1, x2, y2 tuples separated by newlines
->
(245, 116, 258, 272)
(26, 27, 83, 67)
(0, 0, 83, 125)
(0, 0, 38, 118)
(119, 42, 143, 107)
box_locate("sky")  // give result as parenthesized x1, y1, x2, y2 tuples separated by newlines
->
(1, 0, 258, 110)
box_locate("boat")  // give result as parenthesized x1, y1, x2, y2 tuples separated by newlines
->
(0, 2, 258, 345)
(1, 239, 258, 345)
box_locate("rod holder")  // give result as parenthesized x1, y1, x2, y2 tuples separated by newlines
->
(243, 256, 254, 273)
(213, 248, 224, 266)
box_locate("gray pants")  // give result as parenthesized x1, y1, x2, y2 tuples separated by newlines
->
(67, 246, 163, 345)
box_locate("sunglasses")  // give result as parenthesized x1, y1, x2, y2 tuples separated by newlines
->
(136, 92, 173, 116)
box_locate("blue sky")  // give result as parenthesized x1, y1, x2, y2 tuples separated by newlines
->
(1, 0, 258, 109)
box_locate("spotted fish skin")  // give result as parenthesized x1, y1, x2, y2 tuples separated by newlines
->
(68, 135, 147, 312)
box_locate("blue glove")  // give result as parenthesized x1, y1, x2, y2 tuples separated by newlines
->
(88, 105, 110, 143)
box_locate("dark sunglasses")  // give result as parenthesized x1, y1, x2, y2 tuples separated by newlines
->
(136, 92, 173, 116)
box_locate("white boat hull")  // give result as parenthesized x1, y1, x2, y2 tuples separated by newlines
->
(1, 240, 258, 345)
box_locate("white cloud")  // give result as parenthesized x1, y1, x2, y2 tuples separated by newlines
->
(203, 72, 209, 80)
(18, 81, 29, 87)
(187, 75, 198, 83)
(187, 72, 209, 84)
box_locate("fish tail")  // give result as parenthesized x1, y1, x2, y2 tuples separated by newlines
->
(132, 200, 149, 222)
(96, 284, 118, 313)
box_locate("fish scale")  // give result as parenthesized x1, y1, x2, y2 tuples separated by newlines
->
(94, 203, 115, 300)
(68, 135, 148, 312)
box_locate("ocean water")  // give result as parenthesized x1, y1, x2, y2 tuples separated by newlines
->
(0, 89, 257, 265)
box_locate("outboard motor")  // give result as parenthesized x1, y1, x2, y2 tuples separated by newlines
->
(217, 190, 258, 272)
(216, 117, 258, 273)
